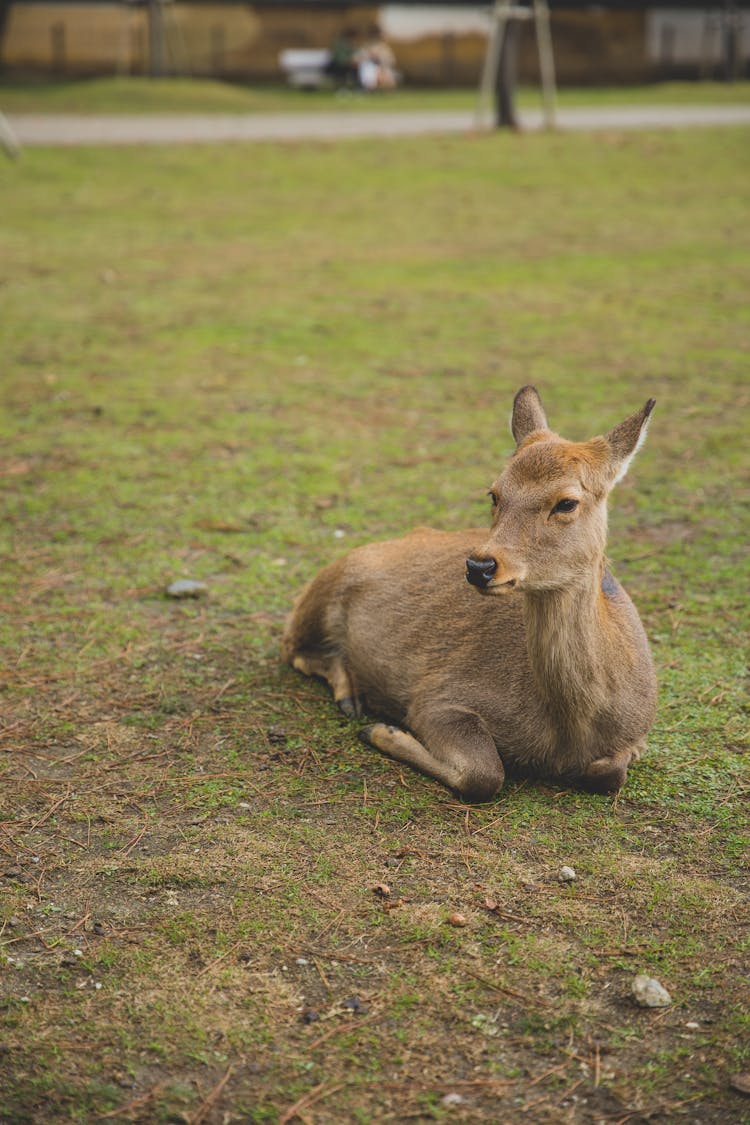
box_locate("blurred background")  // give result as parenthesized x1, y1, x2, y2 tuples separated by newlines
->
(1, 1, 748, 89)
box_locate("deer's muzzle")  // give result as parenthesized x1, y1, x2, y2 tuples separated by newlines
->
(465, 557, 498, 589)
(466, 551, 525, 593)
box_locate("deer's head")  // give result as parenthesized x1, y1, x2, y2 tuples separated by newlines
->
(465, 386, 655, 596)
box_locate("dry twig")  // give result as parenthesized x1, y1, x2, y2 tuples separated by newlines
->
(464, 967, 549, 1008)
(196, 939, 244, 978)
(95, 1082, 167, 1120)
(279, 1079, 345, 1124)
(188, 1064, 234, 1125)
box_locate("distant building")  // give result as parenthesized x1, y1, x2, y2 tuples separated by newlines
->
(1, 2, 748, 84)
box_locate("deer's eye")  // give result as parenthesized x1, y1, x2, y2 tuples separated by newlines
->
(552, 498, 579, 515)
(488, 491, 499, 508)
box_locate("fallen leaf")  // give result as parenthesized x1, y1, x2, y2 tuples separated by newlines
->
(195, 520, 245, 533)
(0, 460, 33, 477)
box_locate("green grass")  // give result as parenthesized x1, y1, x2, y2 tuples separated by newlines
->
(1, 74, 750, 114)
(0, 124, 748, 1123)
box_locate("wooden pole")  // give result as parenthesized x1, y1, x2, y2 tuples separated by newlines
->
(476, 2, 556, 132)
(0, 110, 20, 159)
(475, 2, 508, 129)
(534, 0, 557, 129)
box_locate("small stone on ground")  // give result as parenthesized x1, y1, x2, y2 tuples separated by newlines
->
(632, 974, 672, 1008)
(166, 579, 207, 598)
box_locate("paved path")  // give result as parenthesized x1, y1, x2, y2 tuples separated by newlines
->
(7, 104, 750, 146)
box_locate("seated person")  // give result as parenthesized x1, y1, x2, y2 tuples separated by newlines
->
(325, 29, 359, 88)
(356, 27, 398, 91)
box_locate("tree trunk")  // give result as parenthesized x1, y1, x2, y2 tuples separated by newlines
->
(495, 17, 520, 129)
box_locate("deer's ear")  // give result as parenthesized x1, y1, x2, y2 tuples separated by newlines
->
(604, 399, 656, 485)
(511, 385, 549, 446)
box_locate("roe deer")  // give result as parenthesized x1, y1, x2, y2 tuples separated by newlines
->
(282, 386, 657, 801)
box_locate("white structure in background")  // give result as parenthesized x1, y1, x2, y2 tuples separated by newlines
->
(646, 7, 748, 69)
(380, 5, 491, 42)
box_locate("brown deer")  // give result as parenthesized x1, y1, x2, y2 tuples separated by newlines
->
(282, 386, 657, 801)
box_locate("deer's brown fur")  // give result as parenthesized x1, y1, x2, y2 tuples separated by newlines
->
(282, 387, 657, 801)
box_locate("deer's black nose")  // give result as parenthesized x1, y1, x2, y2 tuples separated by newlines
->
(466, 557, 497, 588)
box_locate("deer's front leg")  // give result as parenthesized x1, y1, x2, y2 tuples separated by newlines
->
(359, 706, 504, 803)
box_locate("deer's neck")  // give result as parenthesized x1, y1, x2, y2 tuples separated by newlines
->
(524, 565, 616, 726)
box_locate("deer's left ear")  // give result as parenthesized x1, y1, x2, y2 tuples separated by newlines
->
(604, 399, 656, 485)
(511, 385, 549, 447)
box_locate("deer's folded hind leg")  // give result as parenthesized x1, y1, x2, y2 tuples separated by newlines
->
(360, 706, 504, 803)
(290, 652, 362, 718)
(576, 743, 642, 794)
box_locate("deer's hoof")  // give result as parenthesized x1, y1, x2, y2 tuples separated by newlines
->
(358, 722, 398, 748)
(337, 695, 362, 719)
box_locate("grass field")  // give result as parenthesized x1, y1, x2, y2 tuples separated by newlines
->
(1, 117, 748, 1123)
(2, 75, 750, 114)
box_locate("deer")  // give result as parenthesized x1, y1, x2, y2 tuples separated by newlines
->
(282, 386, 658, 802)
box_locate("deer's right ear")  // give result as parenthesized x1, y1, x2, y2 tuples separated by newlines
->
(604, 398, 656, 486)
(511, 385, 549, 446)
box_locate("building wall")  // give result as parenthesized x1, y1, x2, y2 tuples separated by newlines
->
(647, 7, 750, 75)
(2, 3, 397, 78)
(523, 10, 649, 85)
(2, 3, 263, 76)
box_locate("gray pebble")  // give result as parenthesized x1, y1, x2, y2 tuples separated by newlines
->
(632, 974, 672, 1008)
(166, 579, 207, 599)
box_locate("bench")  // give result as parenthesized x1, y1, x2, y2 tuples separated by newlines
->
(278, 49, 332, 90)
